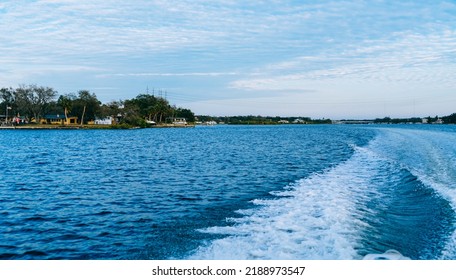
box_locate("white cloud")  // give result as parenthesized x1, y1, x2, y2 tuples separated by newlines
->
(1, 0, 456, 117)
(99, 72, 238, 78)
(230, 30, 456, 92)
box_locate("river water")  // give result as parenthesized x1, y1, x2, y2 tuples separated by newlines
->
(0, 125, 455, 259)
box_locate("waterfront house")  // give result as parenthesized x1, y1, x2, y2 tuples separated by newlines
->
(94, 116, 113, 125)
(41, 114, 66, 125)
(40, 114, 78, 125)
(434, 118, 444, 124)
(293, 118, 307, 124)
(167, 117, 187, 125)
(65, 116, 78, 125)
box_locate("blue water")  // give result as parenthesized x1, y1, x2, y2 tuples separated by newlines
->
(0, 125, 455, 260)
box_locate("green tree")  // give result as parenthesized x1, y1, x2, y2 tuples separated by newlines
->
(99, 100, 124, 119)
(72, 90, 101, 124)
(57, 94, 76, 120)
(0, 87, 15, 104)
(12, 85, 57, 120)
(153, 97, 171, 123)
(442, 113, 456, 124)
(124, 94, 178, 124)
(175, 107, 195, 122)
(30, 85, 58, 120)
(14, 85, 33, 118)
(0, 87, 16, 116)
(133, 94, 159, 121)
(122, 100, 145, 127)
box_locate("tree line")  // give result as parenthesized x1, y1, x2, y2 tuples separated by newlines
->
(373, 115, 456, 124)
(0, 84, 195, 127)
(196, 115, 332, 124)
(442, 113, 456, 124)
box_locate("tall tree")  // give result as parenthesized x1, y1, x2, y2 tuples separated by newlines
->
(0, 87, 15, 104)
(0, 87, 15, 115)
(99, 100, 123, 118)
(30, 85, 57, 120)
(13, 85, 57, 120)
(72, 90, 101, 124)
(14, 85, 33, 118)
(153, 97, 171, 123)
(133, 94, 159, 121)
(57, 94, 75, 120)
(175, 107, 195, 122)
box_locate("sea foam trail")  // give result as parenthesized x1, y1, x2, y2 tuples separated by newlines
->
(189, 144, 385, 260)
(189, 126, 456, 260)
(370, 127, 456, 259)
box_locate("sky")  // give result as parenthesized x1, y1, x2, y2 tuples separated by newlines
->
(1, 0, 456, 119)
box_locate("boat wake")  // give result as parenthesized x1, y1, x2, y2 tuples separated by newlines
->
(189, 126, 456, 260)
(369, 127, 456, 260)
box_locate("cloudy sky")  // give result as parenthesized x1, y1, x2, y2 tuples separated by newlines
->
(1, 0, 456, 118)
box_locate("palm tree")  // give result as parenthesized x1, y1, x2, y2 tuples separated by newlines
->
(57, 95, 73, 123)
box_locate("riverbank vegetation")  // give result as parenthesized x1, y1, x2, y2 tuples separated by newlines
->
(370, 115, 454, 124)
(2, 84, 456, 128)
(1, 84, 195, 128)
(196, 115, 332, 125)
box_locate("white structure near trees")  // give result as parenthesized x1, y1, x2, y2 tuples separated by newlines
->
(95, 116, 113, 125)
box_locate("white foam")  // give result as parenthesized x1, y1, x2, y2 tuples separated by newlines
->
(363, 249, 411, 260)
(190, 145, 385, 260)
(370, 127, 456, 259)
(190, 126, 456, 260)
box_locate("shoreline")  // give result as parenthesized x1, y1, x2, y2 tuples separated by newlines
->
(0, 124, 196, 130)
(0, 123, 451, 130)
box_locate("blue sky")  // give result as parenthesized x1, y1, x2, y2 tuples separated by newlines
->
(1, 0, 456, 118)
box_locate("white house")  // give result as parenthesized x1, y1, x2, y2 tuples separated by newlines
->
(95, 116, 113, 125)
(293, 118, 307, 124)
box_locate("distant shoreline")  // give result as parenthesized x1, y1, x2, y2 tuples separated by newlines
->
(1, 122, 454, 130)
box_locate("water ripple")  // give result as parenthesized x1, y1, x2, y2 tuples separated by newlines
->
(0, 126, 372, 259)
